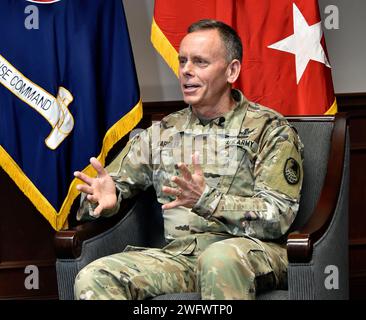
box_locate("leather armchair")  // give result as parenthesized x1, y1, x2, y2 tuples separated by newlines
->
(55, 114, 349, 300)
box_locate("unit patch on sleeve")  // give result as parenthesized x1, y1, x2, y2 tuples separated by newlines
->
(284, 157, 301, 185)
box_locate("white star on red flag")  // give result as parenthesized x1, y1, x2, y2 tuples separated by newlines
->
(268, 3, 331, 84)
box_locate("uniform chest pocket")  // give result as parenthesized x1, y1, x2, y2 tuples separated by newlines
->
(160, 147, 175, 166)
(152, 147, 180, 186)
(216, 142, 256, 195)
(151, 148, 175, 198)
(217, 142, 254, 177)
(153, 146, 182, 167)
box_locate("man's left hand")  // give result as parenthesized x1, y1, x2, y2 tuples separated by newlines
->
(162, 152, 206, 210)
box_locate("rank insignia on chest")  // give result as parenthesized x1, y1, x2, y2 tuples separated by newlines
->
(238, 128, 256, 139)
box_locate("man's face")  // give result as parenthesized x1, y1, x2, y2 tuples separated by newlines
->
(178, 29, 231, 109)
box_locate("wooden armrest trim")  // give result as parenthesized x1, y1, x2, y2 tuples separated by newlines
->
(287, 113, 347, 263)
(54, 200, 132, 259)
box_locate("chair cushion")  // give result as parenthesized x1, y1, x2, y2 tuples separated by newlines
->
(257, 290, 288, 300)
(152, 293, 201, 300)
(152, 290, 288, 300)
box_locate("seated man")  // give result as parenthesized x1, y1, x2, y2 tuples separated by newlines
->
(74, 19, 304, 300)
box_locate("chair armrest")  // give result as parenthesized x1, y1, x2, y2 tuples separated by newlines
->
(54, 200, 133, 259)
(287, 113, 347, 263)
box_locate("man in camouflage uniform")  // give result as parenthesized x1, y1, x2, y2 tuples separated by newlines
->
(73, 19, 303, 300)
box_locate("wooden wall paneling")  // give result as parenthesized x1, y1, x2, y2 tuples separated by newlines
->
(341, 107, 366, 300)
(0, 167, 58, 299)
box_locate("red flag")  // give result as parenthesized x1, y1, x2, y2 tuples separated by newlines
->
(151, 0, 337, 115)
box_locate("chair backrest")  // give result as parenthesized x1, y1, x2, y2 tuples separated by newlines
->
(286, 117, 334, 232)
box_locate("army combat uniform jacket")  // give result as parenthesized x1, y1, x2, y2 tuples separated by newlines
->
(79, 89, 303, 251)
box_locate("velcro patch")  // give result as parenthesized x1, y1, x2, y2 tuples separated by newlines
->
(284, 158, 300, 185)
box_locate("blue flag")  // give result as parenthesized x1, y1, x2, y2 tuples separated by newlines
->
(0, 0, 142, 230)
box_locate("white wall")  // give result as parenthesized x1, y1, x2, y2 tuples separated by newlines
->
(123, 0, 366, 101)
(122, 0, 182, 102)
(319, 0, 366, 93)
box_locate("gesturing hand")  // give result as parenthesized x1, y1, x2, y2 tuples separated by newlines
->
(162, 152, 206, 210)
(74, 157, 117, 217)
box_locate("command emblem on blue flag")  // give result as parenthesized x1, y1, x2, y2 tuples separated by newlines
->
(0, 0, 142, 230)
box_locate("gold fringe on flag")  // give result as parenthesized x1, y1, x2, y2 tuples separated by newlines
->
(0, 100, 143, 231)
(325, 97, 338, 115)
(151, 18, 179, 77)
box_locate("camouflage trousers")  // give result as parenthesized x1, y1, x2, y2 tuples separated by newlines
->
(74, 234, 288, 300)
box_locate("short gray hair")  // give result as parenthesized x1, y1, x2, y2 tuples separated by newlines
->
(187, 19, 243, 63)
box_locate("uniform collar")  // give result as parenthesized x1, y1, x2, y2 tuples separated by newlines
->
(186, 89, 249, 131)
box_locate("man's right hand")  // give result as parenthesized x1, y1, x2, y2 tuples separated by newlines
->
(74, 157, 117, 217)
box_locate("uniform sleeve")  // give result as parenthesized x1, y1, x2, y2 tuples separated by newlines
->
(192, 124, 304, 240)
(77, 127, 153, 221)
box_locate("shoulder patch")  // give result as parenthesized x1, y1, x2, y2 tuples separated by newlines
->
(284, 157, 300, 185)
